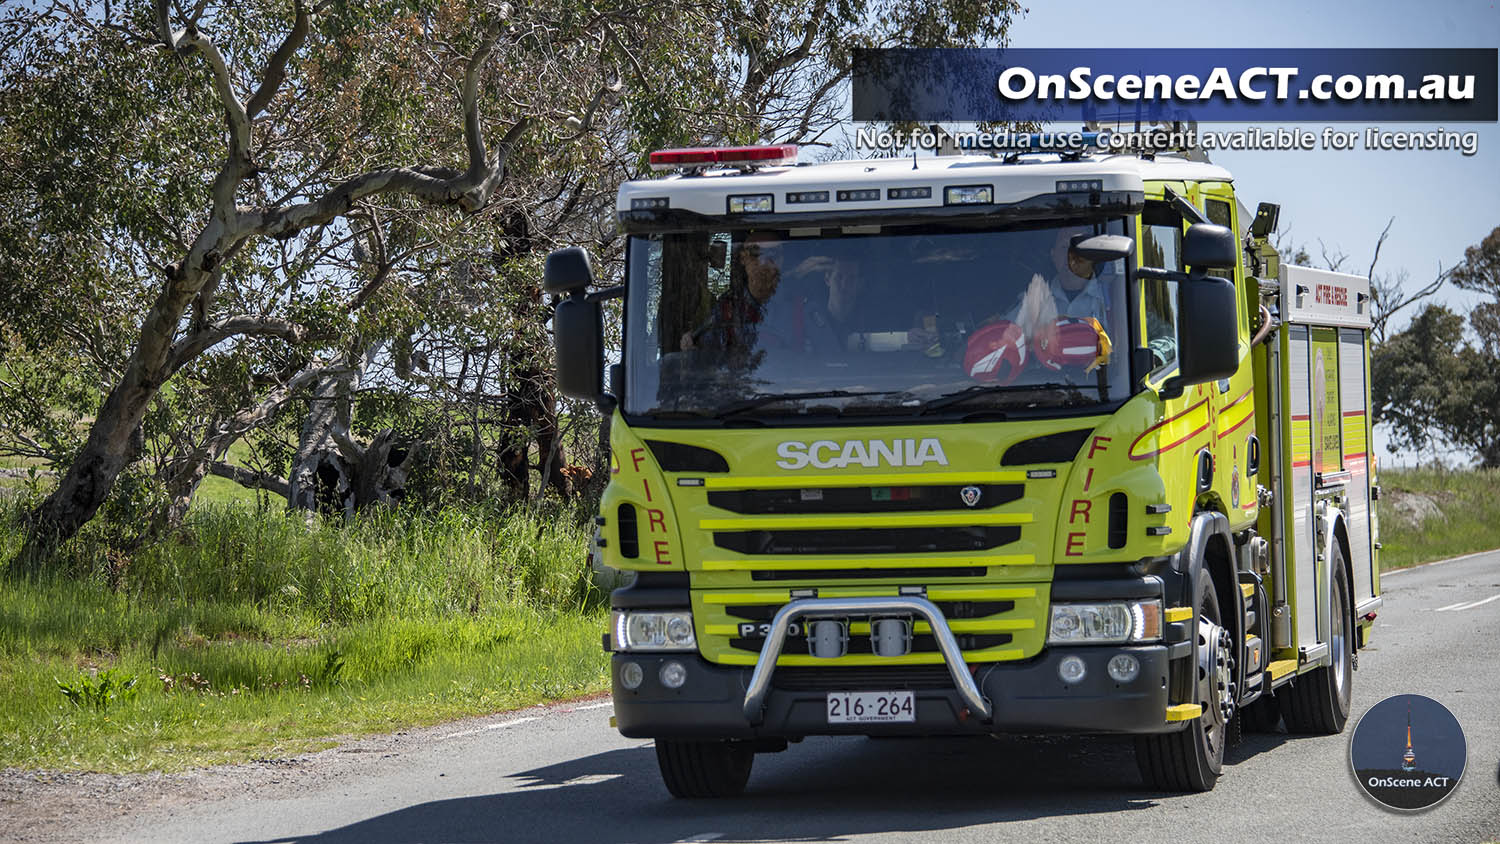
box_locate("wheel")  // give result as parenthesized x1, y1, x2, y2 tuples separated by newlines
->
(1136, 568, 1232, 792)
(1279, 544, 1353, 734)
(655, 739, 753, 798)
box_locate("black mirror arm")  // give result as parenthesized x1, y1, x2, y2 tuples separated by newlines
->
(1163, 186, 1209, 226)
(585, 284, 626, 303)
(1134, 266, 1191, 283)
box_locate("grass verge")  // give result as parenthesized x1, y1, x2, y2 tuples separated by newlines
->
(4, 468, 1493, 773)
(1377, 468, 1500, 570)
(0, 504, 608, 772)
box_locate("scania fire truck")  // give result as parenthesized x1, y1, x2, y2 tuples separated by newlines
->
(544, 139, 1382, 796)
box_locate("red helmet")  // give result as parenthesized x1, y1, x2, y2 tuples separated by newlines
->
(964, 320, 1026, 384)
(1035, 316, 1105, 372)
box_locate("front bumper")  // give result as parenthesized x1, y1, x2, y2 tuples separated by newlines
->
(612, 644, 1180, 739)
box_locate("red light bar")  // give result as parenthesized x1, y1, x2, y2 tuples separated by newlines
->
(649, 144, 798, 171)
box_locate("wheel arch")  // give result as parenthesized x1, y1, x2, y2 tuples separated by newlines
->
(1165, 510, 1234, 611)
(1331, 515, 1358, 652)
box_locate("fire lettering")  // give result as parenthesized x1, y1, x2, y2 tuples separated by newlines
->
(1065, 532, 1086, 556)
(1082, 467, 1095, 492)
(642, 479, 653, 502)
(648, 509, 666, 532)
(654, 540, 673, 565)
(630, 448, 647, 472)
(1069, 499, 1092, 524)
(1087, 436, 1112, 459)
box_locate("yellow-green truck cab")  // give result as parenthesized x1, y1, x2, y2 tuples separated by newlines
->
(545, 142, 1380, 797)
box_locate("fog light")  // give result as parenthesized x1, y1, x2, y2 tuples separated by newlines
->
(659, 660, 687, 689)
(871, 618, 912, 657)
(810, 620, 848, 659)
(1058, 655, 1087, 684)
(1107, 654, 1140, 683)
(620, 661, 644, 690)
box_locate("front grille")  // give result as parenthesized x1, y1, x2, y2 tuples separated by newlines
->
(731, 632, 1013, 655)
(713, 525, 1021, 555)
(696, 587, 1046, 666)
(724, 600, 1015, 622)
(708, 484, 1023, 514)
(772, 665, 958, 691)
(749, 566, 985, 581)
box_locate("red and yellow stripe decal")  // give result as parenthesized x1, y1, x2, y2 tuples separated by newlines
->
(1215, 388, 1256, 440)
(1130, 397, 1214, 461)
(1290, 414, 1312, 468)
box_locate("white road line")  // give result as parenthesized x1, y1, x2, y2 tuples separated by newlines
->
(440, 716, 539, 739)
(1383, 547, 1500, 577)
(517, 773, 623, 791)
(1435, 599, 1475, 611)
(1437, 594, 1500, 612)
(570, 701, 614, 711)
(672, 834, 724, 843)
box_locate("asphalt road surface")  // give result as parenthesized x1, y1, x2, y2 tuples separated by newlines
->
(42, 550, 1500, 843)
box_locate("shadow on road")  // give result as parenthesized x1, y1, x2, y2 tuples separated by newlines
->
(232, 729, 1305, 844)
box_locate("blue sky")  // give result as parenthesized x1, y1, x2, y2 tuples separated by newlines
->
(1008, 0, 1499, 465)
(1009, 0, 1499, 314)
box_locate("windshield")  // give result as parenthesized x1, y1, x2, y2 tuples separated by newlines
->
(624, 218, 1132, 421)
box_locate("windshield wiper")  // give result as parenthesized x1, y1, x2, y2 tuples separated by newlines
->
(715, 390, 899, 419)
(916, 382, 1086, 414)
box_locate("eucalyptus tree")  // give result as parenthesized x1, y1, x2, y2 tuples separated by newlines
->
(2, 0, 1021, 570)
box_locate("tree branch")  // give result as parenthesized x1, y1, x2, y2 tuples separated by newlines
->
(461, 24, 505, 186)
(1366, 216, 1394, 281)
(743, 0, 829, 98)
(166, 315, 309, 376)
(244, 0, 309, 119)
(208, 461, 291, 499)
(156, 0, 251, 165)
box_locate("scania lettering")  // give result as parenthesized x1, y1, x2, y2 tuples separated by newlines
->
(775, 438, 949, 470)
(546, 140, 1381, 797)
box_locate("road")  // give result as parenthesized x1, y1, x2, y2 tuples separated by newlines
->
(30, 550, 1500, 843)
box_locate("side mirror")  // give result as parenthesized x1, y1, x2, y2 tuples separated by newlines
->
(1182, 223, 1236, 271)
(1161, 273, 1239, 399)
(1071, 234, 1134, 263)
(544, 246, 595, 296)
(553, 295, 603, 401)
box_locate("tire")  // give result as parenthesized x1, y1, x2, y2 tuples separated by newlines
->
(1136, 568, 1231, 792)
(655, 739, 754, 798)
(1239, 693, 1283, 733)
(1279, 544, 1353, 734)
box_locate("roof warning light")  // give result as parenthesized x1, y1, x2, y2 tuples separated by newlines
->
(649, 144, 799, 172)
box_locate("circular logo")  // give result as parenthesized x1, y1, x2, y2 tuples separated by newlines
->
(1350, 694, 1466, 812)
(959, 485, 983, 508)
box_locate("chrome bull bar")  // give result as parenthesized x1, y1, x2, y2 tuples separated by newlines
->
(740, 596, 993, 723)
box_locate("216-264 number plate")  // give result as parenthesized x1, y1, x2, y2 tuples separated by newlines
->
(826, 691, 915, 723)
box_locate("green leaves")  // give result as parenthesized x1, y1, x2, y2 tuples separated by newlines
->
(56, 669, 141, 713)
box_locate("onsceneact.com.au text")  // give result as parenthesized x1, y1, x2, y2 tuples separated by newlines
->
(997, 67, 1478, 104)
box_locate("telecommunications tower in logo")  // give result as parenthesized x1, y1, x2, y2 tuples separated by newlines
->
(1401, 704, 1416, 772)
(1350, 694, 1466, 812)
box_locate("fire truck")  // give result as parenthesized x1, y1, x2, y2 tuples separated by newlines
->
(544, 139, 1382, 796)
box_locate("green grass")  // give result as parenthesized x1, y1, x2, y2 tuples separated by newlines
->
(4, 467, 1494, 774)
(191, 439, 266, 508)
(1378, 468, 1500, 570)
(0, 504, 609, 772)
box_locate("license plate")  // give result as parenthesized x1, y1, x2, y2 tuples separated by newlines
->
(826, 691, 915, 723)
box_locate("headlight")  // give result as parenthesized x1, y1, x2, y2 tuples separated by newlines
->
(1048, 600, 1162, 644)
(611, 610, 697, 651)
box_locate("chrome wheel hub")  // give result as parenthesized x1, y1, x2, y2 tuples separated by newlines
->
(1197, 616, 1236, 748)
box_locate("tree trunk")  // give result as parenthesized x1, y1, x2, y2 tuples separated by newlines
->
(289, 367, 362, 513)
(19, 281, 197, 570)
